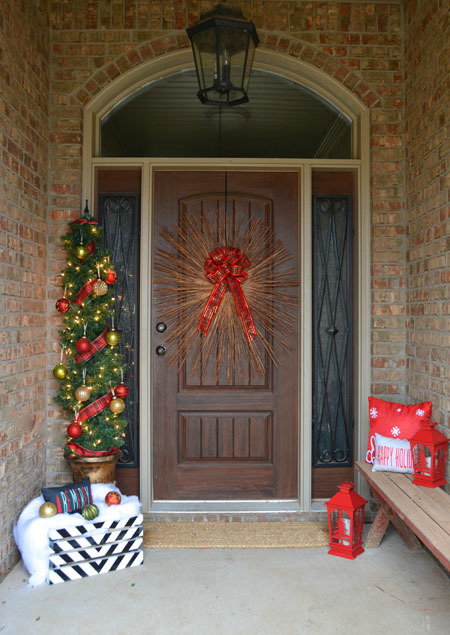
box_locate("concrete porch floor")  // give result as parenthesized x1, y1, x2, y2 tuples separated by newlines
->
(1, 526, 449, 635)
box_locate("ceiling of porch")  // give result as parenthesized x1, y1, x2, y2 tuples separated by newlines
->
(100, 69, 352, 159)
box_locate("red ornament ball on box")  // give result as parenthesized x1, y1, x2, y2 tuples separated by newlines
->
(105, 491, 121, 506)
(115, 383, 130, 399)
(67, 422, 82, 438)
(105, 269, 118, 284)
(56, 298, 70, 313)
(76, 337, 92, 354)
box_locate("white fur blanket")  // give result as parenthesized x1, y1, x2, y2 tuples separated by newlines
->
(14, 483, 141, 587)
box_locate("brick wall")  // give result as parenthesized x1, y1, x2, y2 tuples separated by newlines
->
(0, 0, 50, 581)
(2, 0, 448, 583)
(46, 1, 408, 482)
(405, 0, 449, 440)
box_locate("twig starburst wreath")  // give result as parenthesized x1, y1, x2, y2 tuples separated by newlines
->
(154, 210, 298, 380)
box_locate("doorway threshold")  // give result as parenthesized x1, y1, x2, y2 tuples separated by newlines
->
(144, 500, 327, 523)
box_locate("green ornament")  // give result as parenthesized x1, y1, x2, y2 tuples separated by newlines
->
(74, 244, 89, 260)
(53, 363, 67, 380)
(81, 503, 99, 521)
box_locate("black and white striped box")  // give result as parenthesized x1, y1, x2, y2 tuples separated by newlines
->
(48, 514, 144, 584)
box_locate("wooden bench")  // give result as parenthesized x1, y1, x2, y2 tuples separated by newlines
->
(356, 460, 450, 571)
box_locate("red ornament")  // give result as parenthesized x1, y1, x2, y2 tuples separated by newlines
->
(105, 491, 121, 506)
(56, 297, 70, 313)
(76, 337, 92, 354)
(325, 482, 367, 560)
(86, 241, 95, 256)
(67, 422, 82, 438)
(115, 383, 130, 399)
(105, 269, 118, 284)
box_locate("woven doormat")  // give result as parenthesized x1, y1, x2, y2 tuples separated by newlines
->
(143, 522, 329, 549)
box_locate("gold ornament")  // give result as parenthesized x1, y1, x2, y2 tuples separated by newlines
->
(53, 364, 67, 380)
(106, 329, 121, 346)
(109, 397, 125, 414)
(39, 502, 57, 518)
(75, 385, 91, 402)
(74, 244, 89, 260)
(93, 279, 108, 296)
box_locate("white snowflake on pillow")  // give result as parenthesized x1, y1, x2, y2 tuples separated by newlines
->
(416, 408, 425, 417)
(396, 408, 402, 413)
(391, 426, 401, 437)
(370, 407, 378, 418)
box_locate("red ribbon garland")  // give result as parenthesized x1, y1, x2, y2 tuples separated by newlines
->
(76, 388, 116, 423)
(75, 327, 109, 364)
(198, 247, 257, 343)
(75, 278, 97, 306)
(67, 441, 119, 457)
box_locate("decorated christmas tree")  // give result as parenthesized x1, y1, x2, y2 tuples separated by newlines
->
(53, 204, 129, 458)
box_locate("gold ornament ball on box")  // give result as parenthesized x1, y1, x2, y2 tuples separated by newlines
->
(39, 502, 57, 518)
(109, 397, 125, 414)
(75, 385, 91, 402)
(93, 279, 108, 296)
(106, 329, 121, 346)
(74, 244, 89, 260)
(53, 364, 67, 380)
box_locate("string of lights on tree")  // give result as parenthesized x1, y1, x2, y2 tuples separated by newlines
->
(53, 202, 129, 457)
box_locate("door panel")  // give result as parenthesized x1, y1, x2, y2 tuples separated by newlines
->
(152, 171, 298, 500)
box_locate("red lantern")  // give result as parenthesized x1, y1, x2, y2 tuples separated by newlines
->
(325, 481, 367, 560)
(105, 269, 117, 284)
(115, 383, 129, 399)
(55, 297, 70, 313)
(410, 420, 448, 488)
(76, 337, 92, 354)
(67, 422, 82, 438)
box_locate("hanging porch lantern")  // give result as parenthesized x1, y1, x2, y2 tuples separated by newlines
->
(410, 420, 448, 488)
(186, 3, 259, 107)
(325, 481, 367, 560)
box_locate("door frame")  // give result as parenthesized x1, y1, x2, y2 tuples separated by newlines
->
(82, 50, 371, 513)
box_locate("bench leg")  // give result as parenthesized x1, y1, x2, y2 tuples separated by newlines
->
(365, 504, 391, 548)
(390, 514, 422, 551)
(366, 500, 423, 551)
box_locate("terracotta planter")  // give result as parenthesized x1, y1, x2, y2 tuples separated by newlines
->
(66, 451, 122, 484)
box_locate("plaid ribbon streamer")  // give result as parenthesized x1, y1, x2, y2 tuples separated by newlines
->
(75, 327, 109, 364)
(76, 389, 115, 423)
(75, 278, 97, 306)
(198, 247, 257, 343)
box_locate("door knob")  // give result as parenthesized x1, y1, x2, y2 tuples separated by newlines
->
(156, 322, 167, 333)
(156, 345, 166, 356)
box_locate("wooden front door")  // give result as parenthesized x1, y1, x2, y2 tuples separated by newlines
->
(152, 171, 299, 500)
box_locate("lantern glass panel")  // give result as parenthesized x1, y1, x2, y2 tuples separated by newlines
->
(413, 443, 432, 475)
(330, 509, 351, 546)
(436, 448, 445, 472)
(191, 30, 216, 92)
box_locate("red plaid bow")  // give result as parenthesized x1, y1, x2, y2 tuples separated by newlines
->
(198, 247, 257, 343)
(75, 327, 109, 364)
(72, 217, 97, 226)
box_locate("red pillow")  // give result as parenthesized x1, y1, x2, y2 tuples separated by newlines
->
(365, 397, 431, 464)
